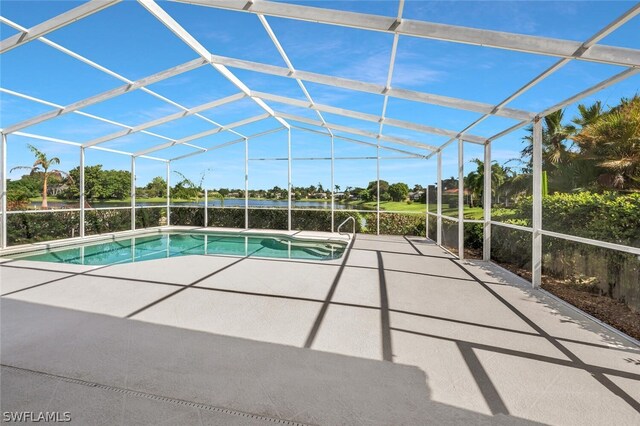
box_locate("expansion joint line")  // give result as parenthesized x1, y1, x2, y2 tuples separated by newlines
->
(0, 365, 311, 425)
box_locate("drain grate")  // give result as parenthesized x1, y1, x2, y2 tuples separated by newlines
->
(1, 364, 312, 426)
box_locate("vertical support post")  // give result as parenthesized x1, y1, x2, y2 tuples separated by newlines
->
(376, 139, 380, 235)
(244, 137, 249, 229)
(166, 161, 171, 226)
(532, 117, 543, 288)
(79, 147, 85, 238)
(330, 135, 335, 233)
(287, 128, 292, 231)
(203, 187, 208, 227)
(0, 133, 7, 249)
(131, 156, 136, 231)
(458, 139, 464, 259)
(483, 141, 492, 261)
(436, 151, 442, 246)
(425, 184, 429, 239)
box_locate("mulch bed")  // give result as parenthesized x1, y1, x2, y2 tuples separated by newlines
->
(541, 280, 640, 341)
(491, 262, 640, 342)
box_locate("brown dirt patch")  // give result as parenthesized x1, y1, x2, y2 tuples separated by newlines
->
(494, 262, 640, 342)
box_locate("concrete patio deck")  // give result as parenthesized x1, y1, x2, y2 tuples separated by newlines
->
(1, 231, 639, 425)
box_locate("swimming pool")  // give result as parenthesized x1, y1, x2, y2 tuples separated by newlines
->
(6, 232, 347, 265)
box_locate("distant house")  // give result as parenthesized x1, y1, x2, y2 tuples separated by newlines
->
(443, 188, 471, 195)
(47, 183, 69, 196)
(408, 191, 422, 201)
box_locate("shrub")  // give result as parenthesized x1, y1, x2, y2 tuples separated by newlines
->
(170, 207, 203, 226)
(248, 208, 287, 230)
(208, 208, 245, 228)
(136, 207, 164, 228)
(85, 209, 131, 235)
(8, 211, 80, 245)
(512, 192, 640, 246)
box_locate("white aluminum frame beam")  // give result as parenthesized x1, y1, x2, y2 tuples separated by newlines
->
(0, 0, 121, 53)
(2, 58, 209, 135)
(250, 156, 419, 161)
(436, 151, 442, 246)
(0, 88, 178, 146)
(135, 113, 270, 156)
(483, 142, 491, 261)
(177, 0, 640, 68)
(11, 131, 167, 162)
(244, 136, 249, 229)
(137, 0, 290, 130)
(257, 14, 334, 138)
(83, 92, 246, 147)
(291, 124, 427, 159)
(457, 138, 464, 259)
(275, 111, 437, 151)
(377, 0, 404, 140)
(208, 54, 534, 121)
(169, 127, 285, 161)
(0, 16, 248, 143)
(166, 162, 171, 225)
(79, 147, 86, 238)
(454, 3, 640, 146)
(532, 118, 543, 288)
(487, 66, 640, 143)
(131, 156, 136, 230)
(1, 133, 6, 249)
(252, 90, 486, 144)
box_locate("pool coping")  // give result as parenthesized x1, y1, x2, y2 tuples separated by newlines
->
(0, 226, 351, 258)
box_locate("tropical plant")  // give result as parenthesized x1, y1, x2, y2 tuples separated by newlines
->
(521, 109, 576, 167)
(572, 100, 603, 128)
(572, 96, 640, 190)
(464, 159, 509, 206)
(10, 144, 70, 209)
(172, 169, 210, 201)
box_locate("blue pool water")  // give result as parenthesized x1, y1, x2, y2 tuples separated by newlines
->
(9, 232, 347, 265)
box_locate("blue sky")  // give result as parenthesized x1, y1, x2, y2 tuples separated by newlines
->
(1, 0, 638, 190)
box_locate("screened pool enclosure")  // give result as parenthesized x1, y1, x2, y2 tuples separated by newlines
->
(1, 0, 639, 293)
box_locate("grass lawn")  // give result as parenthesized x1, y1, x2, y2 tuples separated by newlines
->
(345, 200, 486, 219)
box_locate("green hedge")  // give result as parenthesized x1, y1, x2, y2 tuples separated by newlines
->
(7, 208, 133, 245)
(135, 207, 164, 229)
(291, 210, 365, 233)
(85, 209, 131, 235)
(248, 208, 288, 230)
(490, 225, 532, 270)
(208, 208, 245, 228)
(377, 212, 425, 236)
(169, 207, 204, 226)
(7, 211, 80, 245)
(513, 192, 640, 247)
(485, 192, 640, 311)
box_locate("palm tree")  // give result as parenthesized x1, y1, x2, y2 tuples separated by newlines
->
(573, 101, 603, 128)
(10, 144, 69, 209)
(334, 184, 341, 193)
(572, 96, 640, 190)
(521, 109, 576, 167)
(464, 159, 509, 206)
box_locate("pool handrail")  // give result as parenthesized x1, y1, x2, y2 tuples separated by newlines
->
(337, 216, 356, 239)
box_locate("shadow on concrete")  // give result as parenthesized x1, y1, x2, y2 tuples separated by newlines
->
(1, 298, 541, 425)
